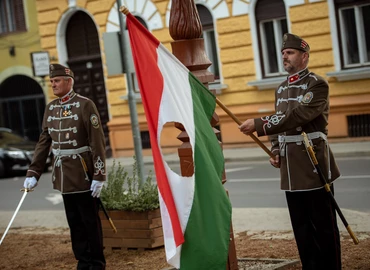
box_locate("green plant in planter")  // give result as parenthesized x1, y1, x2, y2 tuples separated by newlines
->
(100, 159, 159, 212)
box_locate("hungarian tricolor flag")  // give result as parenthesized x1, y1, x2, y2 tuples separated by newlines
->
(126, 13, 232, 269)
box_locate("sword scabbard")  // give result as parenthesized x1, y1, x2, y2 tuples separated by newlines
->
(346, 225, 360, 245)
(98, 198, 117, 233)
(108, 218, 118, 233)
(81, 158, 88, 172)
(302, 132, 318, 165)
(301, 132, 359, 245)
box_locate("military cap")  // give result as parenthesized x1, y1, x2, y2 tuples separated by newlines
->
(281, 33, 310, 52)
(49, 64, 74, 79)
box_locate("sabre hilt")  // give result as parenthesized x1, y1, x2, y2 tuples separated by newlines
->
(20, 188, 34, 192)
(302, 132, 318, 165)
(301, 132, 331, 192)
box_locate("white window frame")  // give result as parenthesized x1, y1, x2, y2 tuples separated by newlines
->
(259, 17, 287, 77)
(203, 28, 220, 82)
(247, 0, 291, 90)
(339, 4, 370, 68)
(196, 3, 224, 89)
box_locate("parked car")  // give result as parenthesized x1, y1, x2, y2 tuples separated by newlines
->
(0, 128, 52, 178)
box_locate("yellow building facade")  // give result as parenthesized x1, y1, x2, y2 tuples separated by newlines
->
(0, 0, 48, 141)
(32, 0, 370, 157)
(0, 0, 42, 79)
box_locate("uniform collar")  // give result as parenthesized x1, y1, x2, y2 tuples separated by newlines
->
(287, 68, 310, 84)
(59, 89, 76, 104)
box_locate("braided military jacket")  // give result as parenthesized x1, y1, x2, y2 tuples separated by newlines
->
(27, 89, 106, 194)
(254, 68, 340, 191)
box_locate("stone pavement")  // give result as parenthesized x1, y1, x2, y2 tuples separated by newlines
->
(1, 140, 370, 234)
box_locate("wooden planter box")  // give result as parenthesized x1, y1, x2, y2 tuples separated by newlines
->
(99, 208, 164, 250)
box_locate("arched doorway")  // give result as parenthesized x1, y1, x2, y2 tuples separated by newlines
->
(65, 11, 111, 156)
(0, 75, 45, 141)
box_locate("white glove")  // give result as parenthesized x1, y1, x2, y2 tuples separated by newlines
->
(24, 176, 38, 189)
(90, 180, 104, 198)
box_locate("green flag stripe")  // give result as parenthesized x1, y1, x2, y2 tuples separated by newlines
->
(180, 73, 232, 269)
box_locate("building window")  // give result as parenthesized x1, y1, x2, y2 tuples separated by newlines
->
(347, 114, 370, 137)
(338, 3, 370, 68)
(140, 131, 151, 149)
(0, 0, 26, 35)
(259, 18, 287, 75)
(256, 0, 287, 77)
(197, 4, 221, 81)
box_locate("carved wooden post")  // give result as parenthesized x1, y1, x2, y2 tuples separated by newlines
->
(169, 1, 237, 269)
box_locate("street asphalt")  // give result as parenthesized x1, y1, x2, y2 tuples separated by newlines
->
(1, 140, 369, 236)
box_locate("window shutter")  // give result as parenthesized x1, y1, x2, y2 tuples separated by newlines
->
(256, 0, 286, 21)
(13, 0, 26, 31)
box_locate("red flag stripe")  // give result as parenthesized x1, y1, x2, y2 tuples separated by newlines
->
(126, 13, 184, 246)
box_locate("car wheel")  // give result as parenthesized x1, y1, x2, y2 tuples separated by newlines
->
(0, 160, 5, 178)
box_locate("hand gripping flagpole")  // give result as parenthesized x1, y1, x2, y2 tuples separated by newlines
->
(0, 188, 32, 245)
(302, 132, 359, 245)
(215, 98, 275, 159)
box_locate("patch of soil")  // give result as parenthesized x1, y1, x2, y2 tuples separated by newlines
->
(0, 228, 369, 269)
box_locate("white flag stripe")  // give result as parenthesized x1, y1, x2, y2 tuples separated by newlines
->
(156, 45, 196, 268)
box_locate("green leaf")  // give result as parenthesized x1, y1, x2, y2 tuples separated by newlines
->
(100, 158, 159, 211)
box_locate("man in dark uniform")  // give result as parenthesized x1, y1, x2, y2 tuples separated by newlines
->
(23, 64, 106, 270)
(239, 33, 341, 269)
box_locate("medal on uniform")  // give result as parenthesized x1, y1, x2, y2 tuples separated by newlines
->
(62, 104, 72, 117)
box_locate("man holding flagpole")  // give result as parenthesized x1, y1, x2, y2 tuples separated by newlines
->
(239, 33, 341, 269)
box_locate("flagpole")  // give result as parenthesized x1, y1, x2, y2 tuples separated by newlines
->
(215, 98, 275, 159)
(117, 2, 145, 188)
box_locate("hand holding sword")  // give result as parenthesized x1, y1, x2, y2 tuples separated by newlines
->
(91, 180, 117, 234)
(82, 159, 117, 233)
(301, 132, 359, 245)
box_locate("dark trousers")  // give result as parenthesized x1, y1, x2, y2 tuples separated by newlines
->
(63, 192, 106, 270)
(286, 186, 341, 270)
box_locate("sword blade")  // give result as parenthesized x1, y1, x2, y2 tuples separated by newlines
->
(0, 190, 28, 245)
